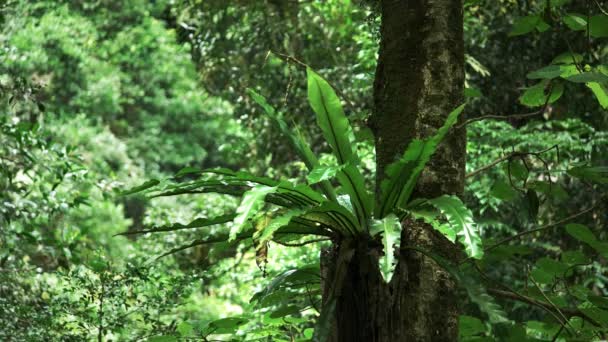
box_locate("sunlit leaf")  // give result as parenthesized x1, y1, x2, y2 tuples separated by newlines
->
(371, 214, 402, 282)
(428, 195, 483, 259)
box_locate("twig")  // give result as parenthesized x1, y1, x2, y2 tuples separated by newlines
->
(466, 152, 515, 179)
(466, 145, 558, 179)
(529, 275, 576, 335)
(270, 50, 357, 113)
(487, 288, 598, 326)
(594, 0, 608, 15)
(483, 206, 595, 253)
(457, 82, 554, 129)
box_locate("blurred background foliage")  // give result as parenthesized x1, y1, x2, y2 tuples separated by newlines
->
(0, 0, 606, 340)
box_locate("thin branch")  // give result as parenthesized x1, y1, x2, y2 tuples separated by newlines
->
(484, 206, 596, 253)
(466, 145, 558, 179)
(488, 288, 599, 326)
(466, 152, 515, 179)
(457, 82, 554, 129)
(529, 275, 576, 334)
(270, 50, 357, 113)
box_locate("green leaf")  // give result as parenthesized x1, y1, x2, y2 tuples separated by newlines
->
(589, 15, 608, 38)
(465, 87, 482, 98)
(116, 214, 236, 236)
(588, 82, 608, 108)
(256, 209, 307, 243)
(175, 166, 201, 177)
(565, 72, 608, 83)
(527, 65, 563, 79)
(120, 179, 160, 196)
(551, 52, 583, 65)
(464, 279, 511, 324)
(176, 322, 194, 336)
(248, 88, 338, 202)
(531, 257, 570, 283)
(371, 214, 402, 282)
(378, 104, 466, 218)
(459, 315, 486, 339)
(251, 266, 320, 304)
(312, 297, 336, 342)
(509, 15, 540, 36)
(306, 68, 371, 226)
(335, 164, 373, 227)
(206, 317, 249, 334)
(428, 195, 483, 259)
(306, 68, 356, 166)
(567, 165, 608, 184)
(565, 223, 598, 245)
(231, 185, 278, 241)
(409, 205, 456, 242)
(563, 13, 587, 31)
(490, 179, 518, 202)
(307, 164, 344, 184)
(519, 80, 563, 107)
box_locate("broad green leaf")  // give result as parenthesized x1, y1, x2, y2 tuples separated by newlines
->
(531, 257, 570, 283)
(551, 52, 583, 65)
(371, 214, 402, 282)
(176, 322, 194, 336)
(428, 195, 483, 259)
(307, 164, 344, 184)
(567, 165, 608, 184)
(587, 82, 608, 108)
(464, 279, 511, 324)
(509, 15, 540, 36)
(251, 266, 320, 304)
(306, 68, 371, 226)
(589, 15, 608, 38)
(306, 67, 356, 165)
(459, 315, 486, 339)
(464, 87, 482, 98)
(565, 223, 598, 246)
(566, 72, 608, 83)
(256, 209, 307, 243)
(304, 200, 360, 235)
(490, 179, 518, 202)
(205, 317, 249, 334)
(519, 79, 563, 107)
(116, 214, 236, 235)
(563, 13, 587, 31)
(335, 164, 373, 227)
(378, 104, 466, 218)
(231, 185, 277, 241)
(408, 203, 456, 242)
(527, 65, 563, 79)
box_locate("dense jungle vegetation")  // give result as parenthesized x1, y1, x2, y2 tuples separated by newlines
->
(1, 0, 607, 341)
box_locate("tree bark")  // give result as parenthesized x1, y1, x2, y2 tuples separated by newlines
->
(323, 0, 466, 341)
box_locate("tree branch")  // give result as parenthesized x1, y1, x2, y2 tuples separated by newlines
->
(484, 206, 596, 253)
(488, 288, 599, 326)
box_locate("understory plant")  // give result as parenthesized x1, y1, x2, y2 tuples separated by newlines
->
(121, 67, 486, 337)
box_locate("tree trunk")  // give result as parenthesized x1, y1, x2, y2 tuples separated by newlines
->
(322, 0, 465, 341)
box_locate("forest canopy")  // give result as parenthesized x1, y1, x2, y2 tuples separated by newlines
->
(1, 0, 607, 341)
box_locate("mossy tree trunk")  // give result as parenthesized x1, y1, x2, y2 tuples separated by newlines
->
(322, 0, 466, 341)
